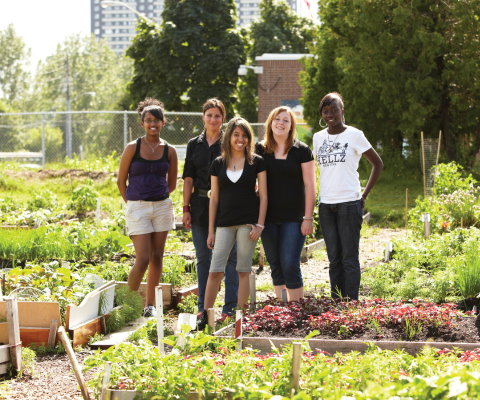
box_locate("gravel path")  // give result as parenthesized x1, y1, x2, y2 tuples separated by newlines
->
(3, 227, 405, 399)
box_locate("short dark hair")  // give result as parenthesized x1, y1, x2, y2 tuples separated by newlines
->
(137, 98, 166, 122)
(203, 98, 226, 121)
(319, 92, 344, 115)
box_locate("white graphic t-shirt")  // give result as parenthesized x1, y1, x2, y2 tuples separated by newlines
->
(313, 126, 372, 204)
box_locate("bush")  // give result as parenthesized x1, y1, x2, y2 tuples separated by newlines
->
(455, 242, 480, 300)
(69, 179, 99, 214)
(27, 190, 58, 211)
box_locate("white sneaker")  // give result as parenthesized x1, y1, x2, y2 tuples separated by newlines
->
(143, 305, 156, 318)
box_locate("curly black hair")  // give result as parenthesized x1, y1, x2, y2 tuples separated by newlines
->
(137, 98, 166, 122)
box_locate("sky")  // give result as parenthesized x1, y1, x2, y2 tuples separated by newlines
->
(0, 0, 319, 74)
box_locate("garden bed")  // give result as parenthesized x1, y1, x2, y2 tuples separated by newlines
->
(240, 297, 480, 344)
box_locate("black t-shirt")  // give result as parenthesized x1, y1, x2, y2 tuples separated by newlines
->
(182, 132, 223, 227)
(255, 139, 314, 223)
(209, 154, 266, 227)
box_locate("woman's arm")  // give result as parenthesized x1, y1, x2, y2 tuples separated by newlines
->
(167, 146, 178, 193)
(207, 175, 220, 249)
(117, 143, 136, 203)
(301, 160, 316, 236)
(250, 170, 267, 241)
(182, 177, 194, 229)
(361, 147, 383, 210)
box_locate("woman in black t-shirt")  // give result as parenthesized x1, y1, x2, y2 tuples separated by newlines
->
(197, 117, 267, 330)
(255, 106, 316, 301)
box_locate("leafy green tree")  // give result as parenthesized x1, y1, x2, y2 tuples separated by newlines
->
(30, 34, 132, 112)
(300, 0, 480, 165)
(0, 24, 31, 104)
(127, 0, 246, 118)
(236, 0, 316, 121)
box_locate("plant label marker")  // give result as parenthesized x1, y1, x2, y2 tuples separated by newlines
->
(292, 342, 301, 391)
(405, 188, 408, 233)
(155, 285, 164, 355)
(96, 198, 101, 224)
(235, 310, 243, 351)
(422, 213, 430, 239)
(34, 217, 42, 229)
(384, 241, 392, 263)
(281, 289, 288, 302)
(249, 272, 256, 309)
(207, 308, 215, 333)
(62, 261, 70, 269)
(100, 361, 112, 400)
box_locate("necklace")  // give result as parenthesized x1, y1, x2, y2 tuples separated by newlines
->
(144, 136, 161, 153)
(326, 131, 340, 153)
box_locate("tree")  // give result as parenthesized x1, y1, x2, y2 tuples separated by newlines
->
(300, 0, 480, 165)
(236, 0, 317, 121)
(0, 24, 31, 104)
(31, 34, 132, 112)
(127, 0, 246, 118)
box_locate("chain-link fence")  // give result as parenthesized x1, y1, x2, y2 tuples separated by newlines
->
(0, 111, 310, 167)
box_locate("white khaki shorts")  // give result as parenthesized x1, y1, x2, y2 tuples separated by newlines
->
(125, 199, 175, 236)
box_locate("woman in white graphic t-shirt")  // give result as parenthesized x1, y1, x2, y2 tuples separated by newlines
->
(313, 92, 383, 301)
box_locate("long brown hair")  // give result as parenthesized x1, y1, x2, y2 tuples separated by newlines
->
(261, 106, 297, 155)
(221, 117, 254, 167)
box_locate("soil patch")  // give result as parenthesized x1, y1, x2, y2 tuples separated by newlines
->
(5, 169, 116, 181)
(246, 316, 480, 343)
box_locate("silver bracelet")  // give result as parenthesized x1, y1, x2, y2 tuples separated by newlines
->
(303, 217, 314, 221)
(255, 224, 265, 229)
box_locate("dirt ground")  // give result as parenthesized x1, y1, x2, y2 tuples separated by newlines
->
(2, 227, 406, 400)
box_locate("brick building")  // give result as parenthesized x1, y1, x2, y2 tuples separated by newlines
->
(255, 53, 313, 124)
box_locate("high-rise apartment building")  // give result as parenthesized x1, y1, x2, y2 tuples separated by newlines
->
(235, 0, 297, 27)
(91, 0, 298, 54)
(91, 0, 164, 55)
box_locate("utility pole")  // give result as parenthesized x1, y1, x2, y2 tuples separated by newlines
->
(65, 54, 72, 159)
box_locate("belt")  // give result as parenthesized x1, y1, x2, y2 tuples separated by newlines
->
(193, 186, 210, 198)
(143, 193, 169, 201)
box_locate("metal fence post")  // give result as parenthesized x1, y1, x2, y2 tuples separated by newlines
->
(41, 113, 46, 168)
(124, 111, 127, 149)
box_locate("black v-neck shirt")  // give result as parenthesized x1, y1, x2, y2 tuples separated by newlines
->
(255, 140, 314, 223)
(209, 154, 266, 227)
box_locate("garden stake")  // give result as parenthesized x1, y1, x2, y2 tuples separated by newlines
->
(57, 326, 90, 400)
(207, 308, 215, 333)
(259, 244, 265, 268)
(129, 127, 132, 142)
(405, 188, 408, 233)
(461, 217, 463, 228)
(155, 285, 164, 354)
(235, 310, 243, 351)
(430, 130, 442, 207)
(292, 342, 301, 392)
(249, 272, 256, 309)
(281, 289, 288, 302)
(6, 297, 21, 374)
(96, 198, 101, 224)
(423, 213, 430, 239)
(101, 361, 112, 400)
(421, 131, 426, 198)
(384, 241, 392, 262)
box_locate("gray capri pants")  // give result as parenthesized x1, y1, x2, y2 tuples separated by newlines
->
(210, 225, 257, 273)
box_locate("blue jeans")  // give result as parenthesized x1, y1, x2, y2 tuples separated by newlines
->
(261, 221, 305, 290)
(318, 200, 363, 300)
(191, 223, 238, 315)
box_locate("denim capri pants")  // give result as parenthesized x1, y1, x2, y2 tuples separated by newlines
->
(260, 221, 306, 289)
(210, 225, 257, 273)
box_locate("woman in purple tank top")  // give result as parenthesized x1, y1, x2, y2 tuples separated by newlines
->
(117, 98, 178, 318)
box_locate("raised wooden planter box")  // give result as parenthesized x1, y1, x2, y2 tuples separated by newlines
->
(104, 390, 225, 400)
(217, 336, 480, 356)
(176, 285, 198, 306)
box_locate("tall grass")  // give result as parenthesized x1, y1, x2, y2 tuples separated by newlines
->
(455, 243, 480, 299)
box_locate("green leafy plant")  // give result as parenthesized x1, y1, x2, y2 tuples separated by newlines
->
(177, 293, 198, 314)
(20, 347, 36, 377)
(69, 179, 99, 214)
(455, 242, 480, 300)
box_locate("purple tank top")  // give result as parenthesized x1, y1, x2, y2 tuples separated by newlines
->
(125, 138, 170, 201)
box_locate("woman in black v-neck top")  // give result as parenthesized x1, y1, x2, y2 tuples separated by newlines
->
(197, 117, 267, 330)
